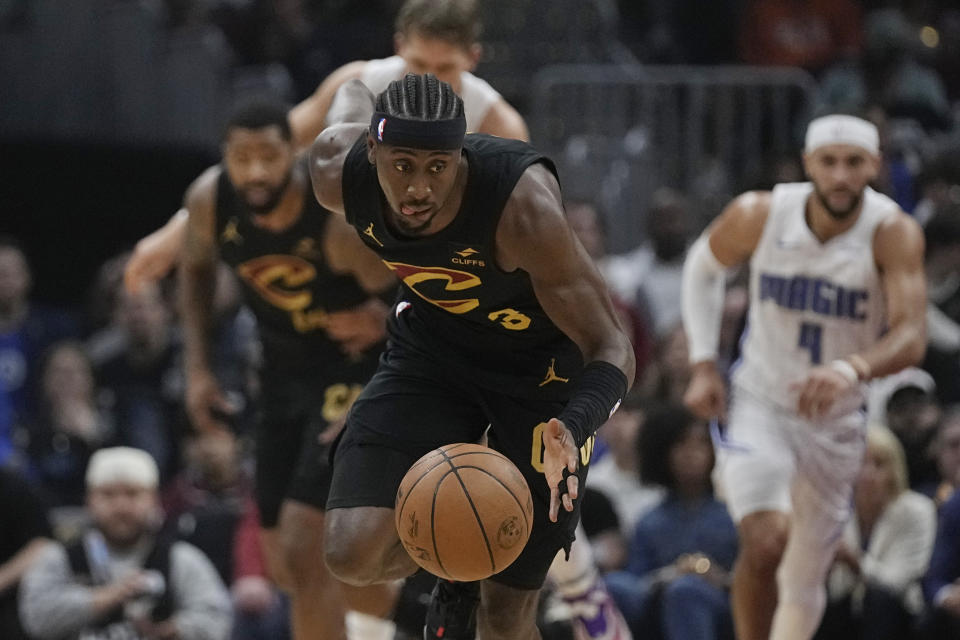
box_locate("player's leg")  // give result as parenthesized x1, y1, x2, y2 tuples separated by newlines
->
(257, 376, 395, 640)
(322, 351, 488, 588)
(716, 390, 795, 640)
(768, 412, 865, 640)
(478, 580, 541, 640)
(732, 510, 789, 640)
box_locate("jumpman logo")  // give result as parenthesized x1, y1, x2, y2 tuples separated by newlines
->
(539, 358, 570, 387)
(221, 218, 243, 244)
(363, 223, 384, 247)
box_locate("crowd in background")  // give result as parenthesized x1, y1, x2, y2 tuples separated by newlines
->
(2, 1, 960, 639)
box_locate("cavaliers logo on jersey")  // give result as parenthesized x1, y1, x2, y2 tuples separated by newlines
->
(236, 255, 316, 311)
(383, 260, 482, 314)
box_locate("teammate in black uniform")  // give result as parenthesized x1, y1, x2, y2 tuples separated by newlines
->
(179, 99, 398, 639)
(310, 74, 635, 640)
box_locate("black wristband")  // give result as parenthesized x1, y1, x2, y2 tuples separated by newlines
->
(557, 361, 628, 449)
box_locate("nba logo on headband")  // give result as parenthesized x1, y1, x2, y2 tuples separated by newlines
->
(377, 118, 386, 142)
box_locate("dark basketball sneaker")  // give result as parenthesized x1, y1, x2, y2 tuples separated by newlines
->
(423, 579, 480, 639)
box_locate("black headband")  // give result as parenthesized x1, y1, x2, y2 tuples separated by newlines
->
(370, 111, 466, 150)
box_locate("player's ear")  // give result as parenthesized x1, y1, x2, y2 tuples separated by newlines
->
(394, 32, 406, 55)
(466, 43, 481, 71)
(801, 152, 812, 179)
(868, 153, 882, 180)
(366, 134, 377, 165)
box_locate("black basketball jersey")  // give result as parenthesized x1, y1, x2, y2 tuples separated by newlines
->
(215, 164, 371, 373)
(342, 133, 582, 397)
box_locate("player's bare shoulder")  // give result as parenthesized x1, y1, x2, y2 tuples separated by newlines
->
(494, 163, 565, 271)
(184, 165, 222, 212)
(707, 190, 772, 266)
(182, 165, 224, 240)
(873, 207, 925, 270)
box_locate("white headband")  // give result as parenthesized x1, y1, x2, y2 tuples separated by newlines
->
(86, 447, 159, 490)
(804, 115, 879, 155)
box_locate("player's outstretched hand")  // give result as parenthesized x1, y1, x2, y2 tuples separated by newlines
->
(684, 362, 727, 421)
(543, 418, 579, 523)
(325, 298, 389, 357)
(185, 368, 237, 435)
(791, 364, 855, 420)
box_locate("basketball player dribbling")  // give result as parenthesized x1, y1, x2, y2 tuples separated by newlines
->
(309, 73, 635, 640)
(681, 114, 927, 640)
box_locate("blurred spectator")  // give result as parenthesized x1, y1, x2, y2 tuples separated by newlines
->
(923, 208, 960, 404)
(92, 283, 185, 481)
(18, 447, 231, 640)
(739, 0, 862, 72)
(928, 407, 960, 507)
(818, 425, 936, 640)
(817, 9, 952, 130)
(22, 341, 113, 507)
(920, 488, 960, 639)
(867, 367, 941, 491)
(637, 324, 691, 405)
(579, 487, 629, 574)
(605, 404, 737, 640)
(566, 199, 655, 377)
(913, 154, 960, 228)
(0, 237, 80, 430)
(603, 188, 694, 337)
(0, 468, 51, 640)
(588, 392, 664, 536)
(162, 431, 288, 639)
(230, 501, 291, 640)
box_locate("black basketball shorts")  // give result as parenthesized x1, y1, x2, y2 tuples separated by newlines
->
(254, 355, 378, 528)
(327, 346, 594, 590)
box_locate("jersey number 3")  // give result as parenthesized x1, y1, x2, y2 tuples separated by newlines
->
(798, 322, 823, 364)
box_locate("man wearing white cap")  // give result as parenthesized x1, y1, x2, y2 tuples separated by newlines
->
(19, 447, 232, 640)
(680, 114, 927, 640)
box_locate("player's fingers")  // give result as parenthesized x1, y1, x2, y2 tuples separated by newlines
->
(548, 486, 559, 522)
(562, 492, 573, 513)
(566, 474, 579, 502)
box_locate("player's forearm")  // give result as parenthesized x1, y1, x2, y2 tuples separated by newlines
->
(178, 262, 217, 373)
(849, 320, 926, 381)
(588, 338, 636, 389)
(682, 236, 727, 364)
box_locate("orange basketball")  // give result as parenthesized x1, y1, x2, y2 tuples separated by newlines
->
(395, 443, 534, 581)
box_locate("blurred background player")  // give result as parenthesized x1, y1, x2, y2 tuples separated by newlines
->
(681, 114, 926, 640)
(178, 97, 397, 639)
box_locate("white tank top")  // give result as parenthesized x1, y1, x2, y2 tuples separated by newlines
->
(360, 55, 501, 133)
(732, 182, 898, 413)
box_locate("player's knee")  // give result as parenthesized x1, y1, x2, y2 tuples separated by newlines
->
(739, 513, 788, 575)
(323, 508, 388, 586)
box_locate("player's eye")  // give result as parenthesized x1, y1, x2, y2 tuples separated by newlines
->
(394, 161, 411, 173)
(429, 162, 446, 174)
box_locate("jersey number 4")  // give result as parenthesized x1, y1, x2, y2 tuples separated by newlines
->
(798, 322, 823, 364)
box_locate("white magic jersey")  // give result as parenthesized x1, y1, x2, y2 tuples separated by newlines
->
(361, 55, 501, 133)
(732, 182, 898, 413)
